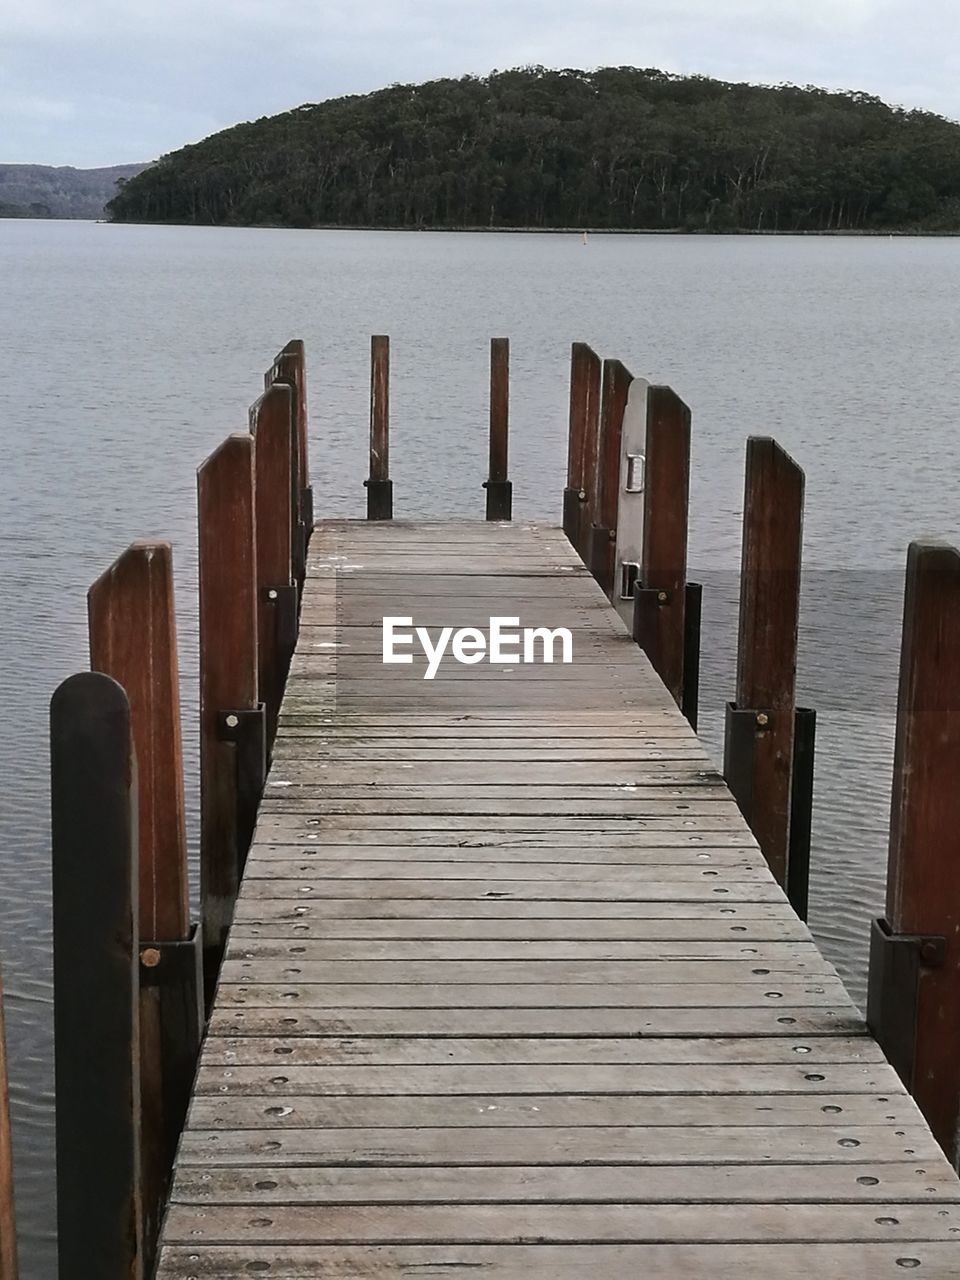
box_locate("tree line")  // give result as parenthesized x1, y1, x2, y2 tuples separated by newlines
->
(108, 67, 960, 232)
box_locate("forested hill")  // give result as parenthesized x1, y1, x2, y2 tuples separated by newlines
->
(107, 67, 960, 232)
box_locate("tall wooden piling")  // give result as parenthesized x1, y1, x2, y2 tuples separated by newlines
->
(484, 337, 512, 520)
(590, 359, 633, 594)
(566, 343, 602, 560)
(724, 437, 804, 889)
(250, 384, 298, 751)
(198, 434, 264, 1003)
(632, 385, 691, 706)
(366, 335, 392, 519)
(87, 541, 201, 1270)
(868, 540, 960, 1164)
(0, 966, 15, 1280)
(51, 673, 142, 1280)
(266, 340, 312, 584)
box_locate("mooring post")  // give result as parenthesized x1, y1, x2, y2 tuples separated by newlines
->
(50, 673, 142, 1280)
(682, 581, 703, 731)
(366, 334, 392, 519)
(483, 337, 512, 520)
(867, 540, 960, 1165)
(87, 540, 202, 1271)
(632, 385, 691, 707)
(250, 384, 299, 752)
(198, 434, 264, 1006)
(0, 965, 15, 1280)
(567, 343, 603, 562)
(563, 343, 602, 554)
(589, 359, 633, 595)
(787, 706, 817, 921)
(723, 437, 805, 889)
(266, 340, 312, 590)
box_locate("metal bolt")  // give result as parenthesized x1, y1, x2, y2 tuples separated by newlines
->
(657, 591, 668, 604)
(141, 947, 161, 968)
(920, 940, 941, 965)
(756, 712, 769, 728)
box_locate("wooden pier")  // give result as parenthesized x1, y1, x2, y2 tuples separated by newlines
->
(146, 517, 960, 1277)
(9, 336, 957, 1278)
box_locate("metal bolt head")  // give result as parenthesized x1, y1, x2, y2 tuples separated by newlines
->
(141, 947, 162, 969)
(657, 591, 668, 604)
(756, 712, 770, 728)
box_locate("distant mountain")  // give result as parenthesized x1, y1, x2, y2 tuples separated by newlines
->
(106, 68, 960, 233)
(0, 163, 150, 219)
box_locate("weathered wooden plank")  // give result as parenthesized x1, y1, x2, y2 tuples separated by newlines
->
(215, 982, 853, 1010)
(171, 1160, 957, 1205)
(194, 1061, 893, 1098)
(180, 1108, 928, 1148)
(210, 1007, 864, 1039)
(162, 1200, 960, 1244)
(201, 1033, 880, 1066)
(157, 1242, 960, 1279)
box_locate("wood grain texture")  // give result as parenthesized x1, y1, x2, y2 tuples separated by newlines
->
(884, 541, 960, 1160)
(198, 434, 259, 978)
(88, 540, 188, 941)
(731, 437, 805, 887)
(154, 519, 960, 1279)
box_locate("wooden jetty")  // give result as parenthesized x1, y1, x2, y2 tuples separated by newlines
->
(15, 336, 960, 1277)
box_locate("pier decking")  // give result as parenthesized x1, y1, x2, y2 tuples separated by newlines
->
(156, 519, 960, 1278)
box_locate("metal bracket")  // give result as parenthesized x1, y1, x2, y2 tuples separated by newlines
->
(562, 486, 586, 550)
(261, 583, 299, 670)
(364, 477, 393, 521)
(723, 701, 776, 847)
(217, 705, 266, 876)
(625, 452, 645, 494)
(620, 561, 640, 602)
(867, 916, 947, 1087)
(483, 478, 513, 522)
(300, 485, 314, 532)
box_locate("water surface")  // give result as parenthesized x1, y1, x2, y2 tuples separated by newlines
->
(1, 221, 959, 1274)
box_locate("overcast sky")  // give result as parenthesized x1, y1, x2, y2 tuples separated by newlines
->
(3, 0, 960, 167)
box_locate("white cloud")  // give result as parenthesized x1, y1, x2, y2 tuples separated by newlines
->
(2, 0, 958, 165)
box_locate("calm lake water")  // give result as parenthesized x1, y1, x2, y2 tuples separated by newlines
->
(1, 219, 959, 1273)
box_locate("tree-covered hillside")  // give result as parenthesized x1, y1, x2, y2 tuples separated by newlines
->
(108, 67, 960, 232)
(1, 164, 148, 219)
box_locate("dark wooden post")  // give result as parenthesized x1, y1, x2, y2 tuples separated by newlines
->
(867, 541, 960, 1164)
(51, 673, 142, 1280)
(198, 434, 264, 1005)
(563, 343, 602, 555)
(366, 335, 392, 519)
(87, 541, 202, 1271)
(632, 385, 691, 707)
(0, 966, 15, 1280)
(266, 340, 312, 589)
(250, 385, 298, 751)
(589, 359, 632, 595)
(484, 338, 512, 520)
(723, 437, 804, 889)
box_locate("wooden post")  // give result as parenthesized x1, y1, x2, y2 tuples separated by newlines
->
(50, 672, 142, 1280)
(723, 437, 804, 889)
(632, 386, 691, 706)
(867, 541, 960, 1164)
(198, 434, 264, 1005)
(87, 541, 202, 1272)
(589, 359, 632, 595)
(250, 385, 298, 751)
(366, 335, 392, 519)
(563, 343, 601, 554)
(484, 338, 512, 520)
(0, 966, 15, 1280)
(266, 340, 312, 588)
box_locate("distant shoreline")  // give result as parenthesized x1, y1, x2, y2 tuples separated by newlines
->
(101, 220, 960, 237)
